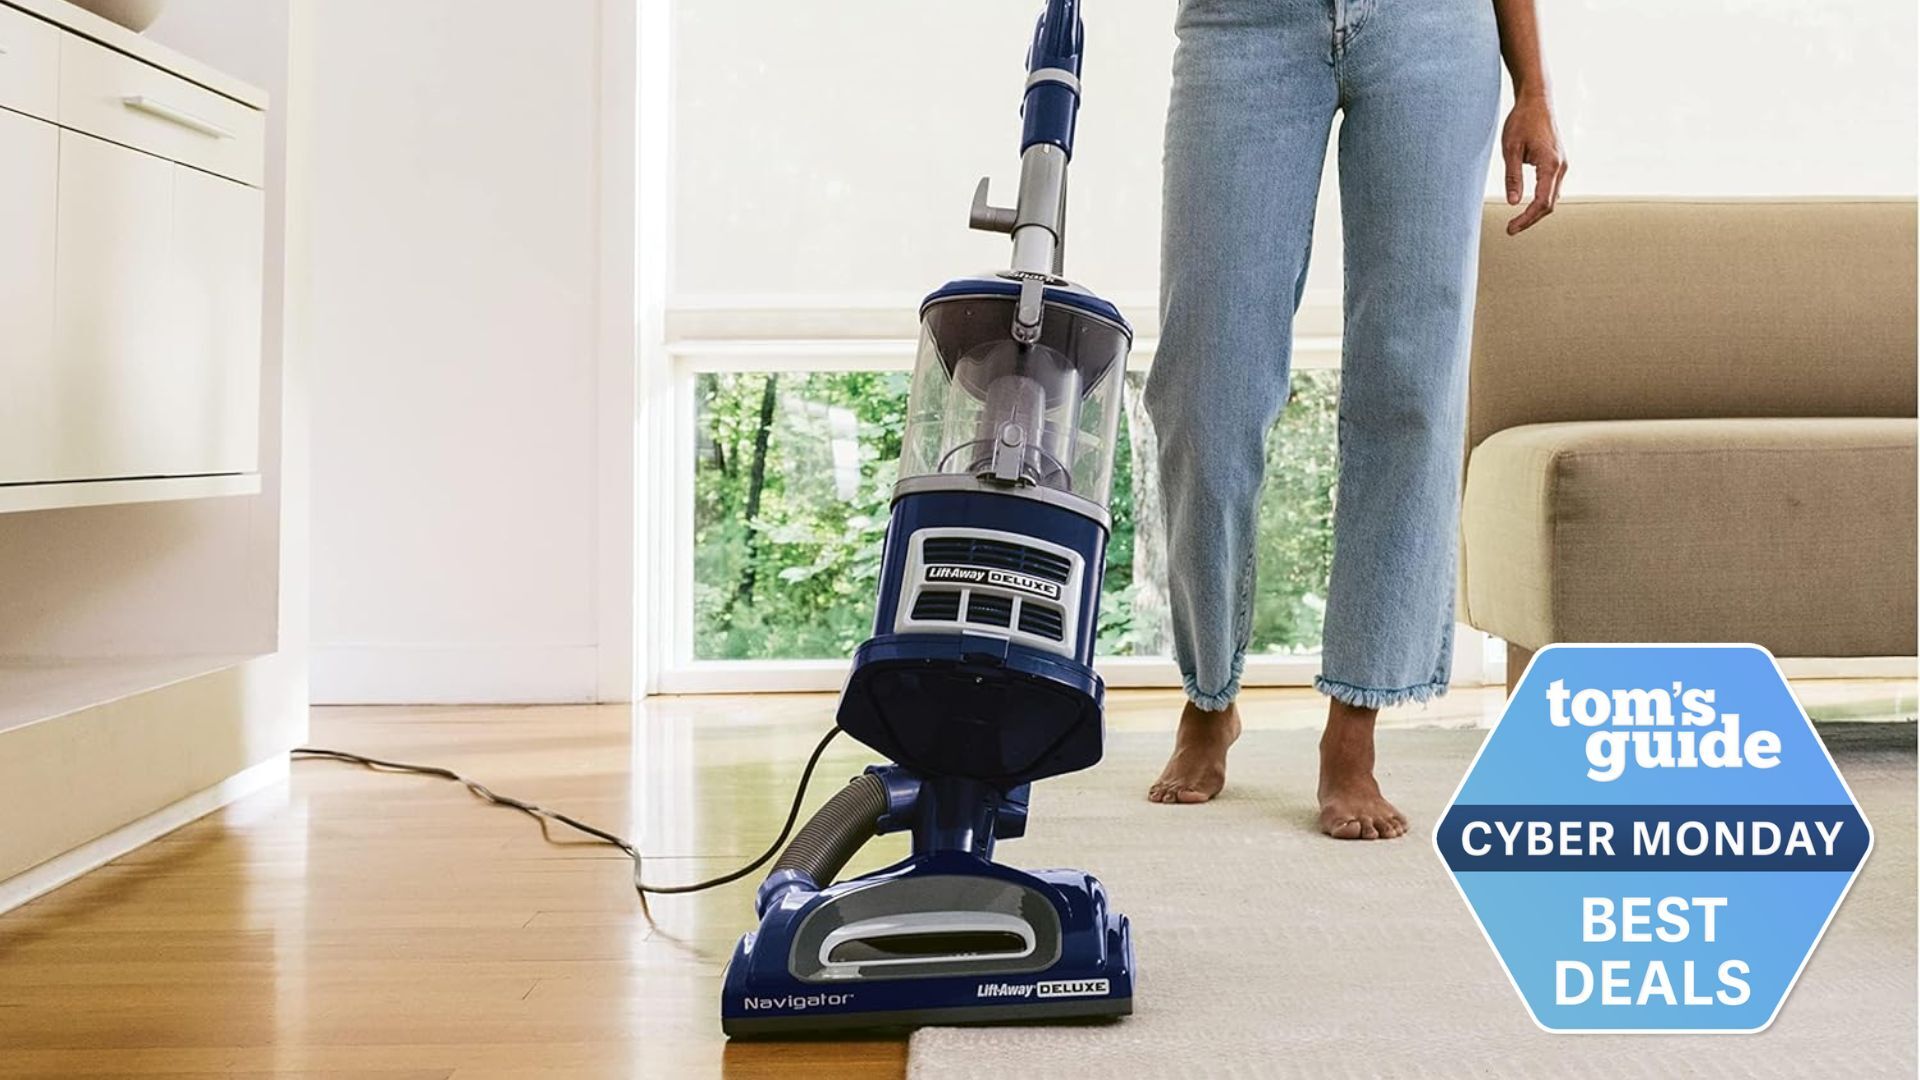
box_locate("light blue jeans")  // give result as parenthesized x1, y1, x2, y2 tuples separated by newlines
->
(1145, 0, 1501, 711)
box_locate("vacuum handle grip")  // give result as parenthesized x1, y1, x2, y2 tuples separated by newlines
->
(1028, 0, 1083, 77)
(1021, 0, 1083, 158)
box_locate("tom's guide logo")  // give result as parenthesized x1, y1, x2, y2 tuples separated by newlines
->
(1435, 645, 1870, 1033)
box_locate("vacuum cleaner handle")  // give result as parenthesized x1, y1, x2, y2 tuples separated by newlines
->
(1022, 0, 1084, 159)
(970, 1, 1085, 291)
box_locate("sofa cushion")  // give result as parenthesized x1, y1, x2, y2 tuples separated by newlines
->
(1462, 417, 1917, 655)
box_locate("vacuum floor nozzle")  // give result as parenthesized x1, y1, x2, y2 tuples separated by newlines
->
(723, 846, 1133, 1036)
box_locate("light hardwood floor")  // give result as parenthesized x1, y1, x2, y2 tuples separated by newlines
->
(0, 681, 1910, 1078)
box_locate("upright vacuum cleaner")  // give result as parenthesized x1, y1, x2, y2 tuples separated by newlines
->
(720, 0, 1136, 1036)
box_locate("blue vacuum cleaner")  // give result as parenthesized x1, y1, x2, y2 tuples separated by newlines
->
(720, 0, 1135, 1037)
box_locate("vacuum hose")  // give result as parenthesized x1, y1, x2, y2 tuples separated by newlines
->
(771, 771, 888, 886)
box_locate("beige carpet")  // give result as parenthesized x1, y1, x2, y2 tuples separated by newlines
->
(908, 724, 1917, 1079)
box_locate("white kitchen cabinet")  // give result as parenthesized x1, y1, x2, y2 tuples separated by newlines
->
(0, 0, 266, 508)
(0, 108, 59, 485)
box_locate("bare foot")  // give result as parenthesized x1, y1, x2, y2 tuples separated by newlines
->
(1317, 700, 1408, 840)
(1147, 701, 1242, 804)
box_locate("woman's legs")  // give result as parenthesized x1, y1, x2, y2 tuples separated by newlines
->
(1145, 0, 1335, 802)
(1314, 1, 1501, 836)
(1148, 0, 1501, 825)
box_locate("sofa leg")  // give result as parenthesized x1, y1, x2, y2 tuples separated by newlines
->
(1505, 642, 1535, 696)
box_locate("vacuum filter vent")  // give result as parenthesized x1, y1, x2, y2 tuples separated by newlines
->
(894, 528, 1085, 658)
(911, 590, 963, 621)
(921, 535, 1072, 582)
(1017, 603, 1065, 640)
(966, 593, 1014, 627)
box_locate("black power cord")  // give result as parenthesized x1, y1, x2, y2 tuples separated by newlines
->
(291, 725, 843, 922)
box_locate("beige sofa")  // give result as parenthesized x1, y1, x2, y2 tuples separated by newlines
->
(1460, 198, 1918, 687)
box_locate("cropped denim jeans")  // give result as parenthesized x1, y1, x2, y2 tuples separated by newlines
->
(1145, 0, 1501, 711)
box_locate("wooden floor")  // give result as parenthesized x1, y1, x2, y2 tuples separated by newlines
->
(0, 680, 1911, 1079)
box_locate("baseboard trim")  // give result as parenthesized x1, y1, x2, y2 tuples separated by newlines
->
(310, 644, 601, 704)
(0, 754, 288, 916)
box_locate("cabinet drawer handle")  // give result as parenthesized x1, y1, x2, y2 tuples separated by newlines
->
(120, 94, 234, 140)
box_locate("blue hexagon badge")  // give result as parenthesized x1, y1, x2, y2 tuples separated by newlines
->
(1435, 644, 1872, 1032)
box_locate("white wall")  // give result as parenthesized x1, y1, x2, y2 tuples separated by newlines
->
(672, 0, 1186, 322)
(1548, 0, 1917, 196)
(305, 1, 616, 703)
(673, 0, 1918, 332)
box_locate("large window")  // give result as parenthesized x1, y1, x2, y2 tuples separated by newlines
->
(692, 367, 1341, 664)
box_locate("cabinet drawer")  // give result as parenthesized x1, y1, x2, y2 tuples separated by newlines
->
(58, 32, 263, 187)
(0, 3, 57, 120)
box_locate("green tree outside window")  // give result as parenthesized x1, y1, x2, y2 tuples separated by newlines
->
(693, 369, 1339, 661)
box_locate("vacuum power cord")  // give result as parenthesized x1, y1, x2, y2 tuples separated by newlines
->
(291, 725, 843, 922)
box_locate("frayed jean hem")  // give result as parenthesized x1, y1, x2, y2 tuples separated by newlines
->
(1181, 652, 1246, 712)
(1314, 675, 1449, 711)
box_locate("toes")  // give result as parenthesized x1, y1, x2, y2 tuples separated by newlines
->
(1324, 816, 1363, 839)
(1321, 792, 1408, 839)
(1150, 777, 1220, 805)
